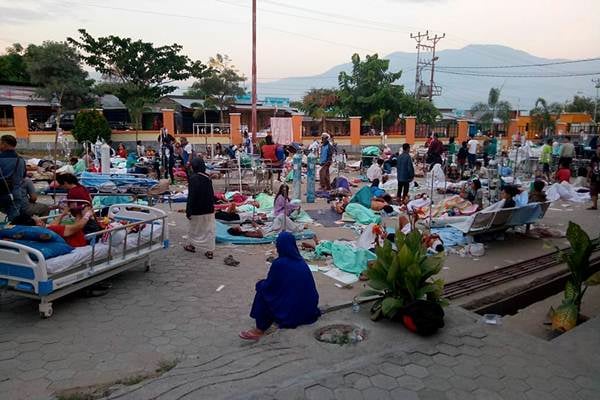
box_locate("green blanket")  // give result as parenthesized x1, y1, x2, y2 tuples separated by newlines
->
(255, 193, 275, 211)
(362, 146, 381, 157)
(344, 203, 381, 225)
(316, 240, 376, 275)
(349, 186, 373, 208)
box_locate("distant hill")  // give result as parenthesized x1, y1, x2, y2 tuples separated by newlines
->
(257, 44, 600, 110)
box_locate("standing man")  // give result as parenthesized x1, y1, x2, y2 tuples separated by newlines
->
(243, 131, 252, 154)
(426, 133, 444, 167)
(158, 128, 175, 182)
(540, 139, 553, 180)
(396, 143, 415, 202)
(467, 136, 479, 169)
(588, 146, 600, 210)
(0, 135, 25, 221)
(319, 134, 333, 190)
(559, 136, 575, 168)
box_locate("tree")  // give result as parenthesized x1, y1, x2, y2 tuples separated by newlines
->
(191, 98, 217, 130)
(0, 43, 30, 84)
(69, 29, 207, 137)
(72, 109, 111, 143)
(470, 88, 512, 134)
(300, 88, 340, 133)
(565, 95, 596, 116)
(400, 96, 440, 125)
(530, 97, 563, 136)
(23, 41, 94, 109)
(337, 54, 406, 129)
(185, 54, 246, 124)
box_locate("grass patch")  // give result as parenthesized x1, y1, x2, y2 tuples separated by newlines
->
(156, 358, 178, 374)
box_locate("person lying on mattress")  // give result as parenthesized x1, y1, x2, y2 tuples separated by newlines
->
(239, 231, 321, 341)
(226, 214, 305, 238)
(34, 203, 93, 248)
(331, 186, 393, 215)
(215, 203, 269, 223)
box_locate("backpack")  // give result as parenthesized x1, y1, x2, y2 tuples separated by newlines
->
(0, 157, 23, 196)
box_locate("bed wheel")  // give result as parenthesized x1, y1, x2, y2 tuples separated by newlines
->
(39, 303, 53, 319)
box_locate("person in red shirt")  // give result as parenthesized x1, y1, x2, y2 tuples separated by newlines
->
(555, 163, 572, 183)
(116, 143, 128, 158)
(56, 173, 92, 204)
(35, 204, 92, 247)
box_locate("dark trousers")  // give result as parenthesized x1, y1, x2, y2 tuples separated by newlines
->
(559, 157, 572, 168)
(319, 162, 331, 190)
(250, 292, 274, 331)
(467, 153, 477, 169)
(397, 181, 410, 200)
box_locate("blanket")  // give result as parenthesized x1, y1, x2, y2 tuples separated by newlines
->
(215, 221, 314, 244)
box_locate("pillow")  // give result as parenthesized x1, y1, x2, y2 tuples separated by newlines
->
(15, 240, 73, 259)
(0, 226, 65, 243)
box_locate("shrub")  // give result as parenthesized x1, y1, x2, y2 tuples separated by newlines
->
(72, 109, 111, 144)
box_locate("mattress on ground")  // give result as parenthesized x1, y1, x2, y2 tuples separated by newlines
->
(215, 221, 314, 244)
(45, 221, 164, 275)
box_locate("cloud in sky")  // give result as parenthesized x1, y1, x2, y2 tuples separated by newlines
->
(0, 1, 73, 24)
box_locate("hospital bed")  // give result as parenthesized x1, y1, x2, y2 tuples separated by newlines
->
(0, 204, 169, 318)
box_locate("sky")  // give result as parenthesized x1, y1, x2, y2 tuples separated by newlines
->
(1, 0, 599, 89)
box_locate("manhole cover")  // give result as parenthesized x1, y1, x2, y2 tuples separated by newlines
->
(314, 324, 367, 345)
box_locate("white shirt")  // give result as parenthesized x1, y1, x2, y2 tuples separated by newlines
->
(366, 163, 383, 182)
(468, 139, 478, 155)
(184, 143, 193, 154)
(308, 141, 320, 152)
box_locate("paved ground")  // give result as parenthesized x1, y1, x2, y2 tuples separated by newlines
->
(1, 179, 600, 399)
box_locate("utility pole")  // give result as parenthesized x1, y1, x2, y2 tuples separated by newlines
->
(426, 32, 445, 102)
(251, 0, 257, 146)
(410, 31, 428, 98)
(593, 78, 600, 124)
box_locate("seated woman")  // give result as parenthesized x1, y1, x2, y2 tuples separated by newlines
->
(529, 180, 547, 203)
(460, 179, 483, 210)
(117, 143, 128, 158)
(273, 184, 300, 217)
(36, 203, 93, 248)
(240, 232, 321, 340)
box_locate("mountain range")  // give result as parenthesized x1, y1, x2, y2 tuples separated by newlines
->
(257, 44, 600, 110)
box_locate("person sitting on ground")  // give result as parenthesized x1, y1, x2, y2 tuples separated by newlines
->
(529, 180, 547, 203)
(117, 143, 128, 158)
(501, 185, 519, 208)
(366, 158, 384, 183)
(273, 183, 300, 217)
(555, 162, 571, 183)
(35, 203, 93, 248)
(461, 179, 483, 210)
(239, 231, 321, 341)
(446, 164, 461, 182)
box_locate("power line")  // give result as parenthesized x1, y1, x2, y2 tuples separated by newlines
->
(435, 70, 600, 78)
(436, 57, 600, 69)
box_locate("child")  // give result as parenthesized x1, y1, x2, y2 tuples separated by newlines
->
(555, 163, 571, 183)
(501, 185, 518, 208)
(529, 180, 547, 203)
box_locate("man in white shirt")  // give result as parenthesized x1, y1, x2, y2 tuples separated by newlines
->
(308, 138, 320, 156)
(366, 158, 384, 182)
(467, 138, 479, 169)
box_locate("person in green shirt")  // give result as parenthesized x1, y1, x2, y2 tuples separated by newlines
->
(447, 137, 457, 164)
(540, 138, 552, 180)
(486, 136, 497, 160)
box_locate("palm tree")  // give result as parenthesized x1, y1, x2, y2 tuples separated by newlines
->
(530, 97, 563, 137)
(470, 88, 512, 135)
(191, 98, 217, 133)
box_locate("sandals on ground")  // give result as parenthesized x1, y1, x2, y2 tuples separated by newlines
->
(183, 244, 196, 253)
(205, 251, 214, 259)
(224, 255, 240, 266)
(239, 330, 263, 341)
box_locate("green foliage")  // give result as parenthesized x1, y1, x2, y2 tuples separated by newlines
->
(72, 109, 111, 144)
(400, 96, 441, 125)
(299, 88, 341, 132)
(23, 41, 94, 109)
(70, 29, 208, 133)
(185, 54, 246, 124)
(530, 97, 563, 136)
(565, 95, 596, 116)
(551, 222, 596, 332)
(0, 43, 30, 83)
(470, 87, 512, 133)
(361, 229, 446, 321)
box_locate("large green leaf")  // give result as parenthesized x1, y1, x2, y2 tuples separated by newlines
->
(368, 278, 390, 292)
(381, 297, 403, 318)
(359, 289, 384, 298)
(386, 255, 401, 284)
(397, 244, 414, 268)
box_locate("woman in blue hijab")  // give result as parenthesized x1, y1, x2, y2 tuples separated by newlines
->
(240, 232, 321, 341)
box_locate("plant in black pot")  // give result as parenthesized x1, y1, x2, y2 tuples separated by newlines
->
(360, 229, 446, 336)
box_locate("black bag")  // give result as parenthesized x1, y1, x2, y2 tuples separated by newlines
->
(0, 157, 23, 196)
(398, 300, 445, 336)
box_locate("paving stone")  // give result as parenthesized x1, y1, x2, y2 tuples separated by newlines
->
(446, 388, 475, 400)
(498, 389, 528, 400)
(436, 343, 460, 357)
(351, 376, 373, 391)
(344, 373, 367, 387)
(449, 375, 478, 392)
(575, 375, 600, 390)
(427, 364, 455, 379)
(474, 376, 504, 392)
(396, 375, 425, 391)
(361, 387, 391, 400)
(478, 365, 505, 380)
(418, 389, 447, 400)
(389, 388, 419, 400)
(500, 377, 530, 392)
(578, 388, 600, 400)
(432, 353, 459, 367)
(19, 369, 48, 381)
(459, 345, 483, 357)
(274, 386, 305, 400)
(318, 375, 345, 390)
(525, 376, 550, 391)
(403, 364, 429, 379)
(378, 362, 405, 378)
(461, 337, 484, 348)
(472, 388, 503, 400)
(305, 384, 334, 400)
(334, 388, 364, 400)
(370, 374, 399, 390)
(46, 368, 76, 381)
(421, 375, 452, 391)
(452, 363, 481, 379)
(525, 389, 557, 400)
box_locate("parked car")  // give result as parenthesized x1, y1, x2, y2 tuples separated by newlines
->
(43, 112, 76, 131)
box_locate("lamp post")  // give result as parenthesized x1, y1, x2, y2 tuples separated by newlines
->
(50, 93, 62, 203)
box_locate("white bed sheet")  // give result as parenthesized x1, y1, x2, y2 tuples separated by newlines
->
(45, 221, 163, 275)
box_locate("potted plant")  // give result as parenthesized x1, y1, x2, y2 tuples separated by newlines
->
(361, 229, 446, 334)
(550, 222, 596, 332)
